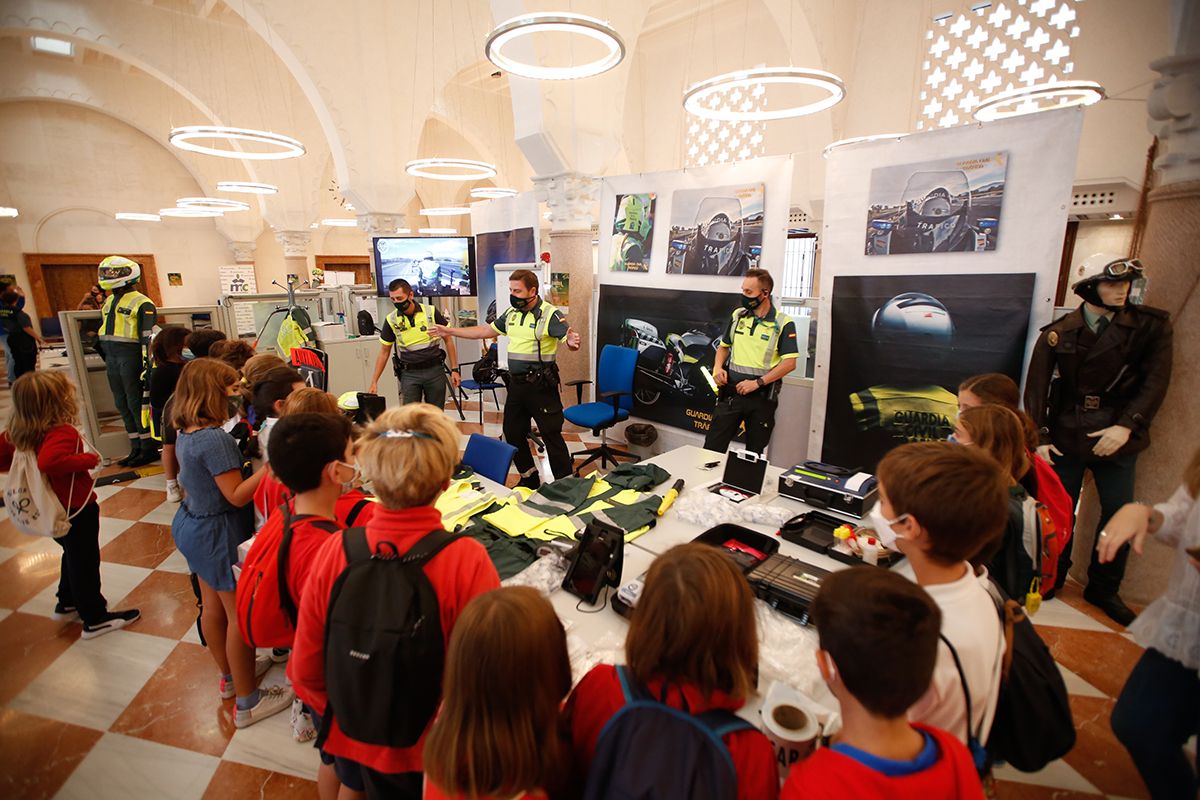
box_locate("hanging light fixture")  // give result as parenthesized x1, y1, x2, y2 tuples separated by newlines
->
(395, 228, 412, 234)
(159, 207, 223, 218)
(420, 207, 471, 217)
(115, 212, 162, 222)
(419, 227, 458, 235)
(170, 125, 306, 160)
(321, 219, 358, 227)
(470, 187, 519, 199)
(684, 67, 845, 121)
(217, 181, 279, 195)
(177, 197, 251, 212)
(485, 12, 625, 80)
(972, 80, 1105, 122)
(406, 158, 497, 181)
(0, 207, 18, 218)
(822, 133, 909, 158)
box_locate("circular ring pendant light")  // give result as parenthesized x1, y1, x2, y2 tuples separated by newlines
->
(405, 158, 497, 181)
(470, 187, 519, 199)
(822, 133, 909, 158)
(972, 80, 1105, 122)
(485, 12, 625, 80)
(217, 181, 279, 195)
(177, 197, 251, 212)
(159, 207, 223, 218)
(420, 207, 471, 217)
(115, 212, 162, 222)
(169, 126, 306, 160)
(684, 67, 845, 121)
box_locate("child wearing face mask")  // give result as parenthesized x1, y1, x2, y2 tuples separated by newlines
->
(782, 567, 983, 798)
(170, 358, 292, 728)
(870, 442, 1008, 757)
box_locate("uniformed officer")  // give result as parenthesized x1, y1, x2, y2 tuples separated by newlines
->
(431, 269, 581, 487)
(704, 268, 799, 455)
(97, 256, 158, 467)
(368, 278, 460, 407)
(1024, 253, 1173, 625)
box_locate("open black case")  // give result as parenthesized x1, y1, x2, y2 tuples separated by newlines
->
(780, 509, 905, 567)
(562, 520, 625, 605)
(708, 449, 769, 503)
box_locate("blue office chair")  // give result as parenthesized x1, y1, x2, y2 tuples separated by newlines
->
(462, 433, 518, 484)
(564, 345, 640, 474)
(457, 343, 505, 425)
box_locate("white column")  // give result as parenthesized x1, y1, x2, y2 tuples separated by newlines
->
(275, 231, 312, 286)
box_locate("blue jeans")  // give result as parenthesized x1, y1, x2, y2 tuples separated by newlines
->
(1111, 648, 1199, 798)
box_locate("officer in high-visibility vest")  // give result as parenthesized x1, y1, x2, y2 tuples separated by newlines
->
(97, 256, 158, 467)
(432, 269, 581, 487)
(704, 268, 799, 455)
(368, 278, 460, 407)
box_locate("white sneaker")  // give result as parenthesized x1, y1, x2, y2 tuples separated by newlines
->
(81, 609, 139, 640)
(235, 685, 295, 729)
(166, 481, 183, 503)
(219, 654, 274, 699)
(291, 697, 316, 742)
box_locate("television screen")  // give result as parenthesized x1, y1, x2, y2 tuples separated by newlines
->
(372, 236, 476, 297)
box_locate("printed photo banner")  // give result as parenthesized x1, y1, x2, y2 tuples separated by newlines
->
(218, 264, 258, 335)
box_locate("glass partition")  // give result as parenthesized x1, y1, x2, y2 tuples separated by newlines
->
(218, 290, 344, 354)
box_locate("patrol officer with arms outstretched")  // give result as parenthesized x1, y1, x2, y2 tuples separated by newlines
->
(368, 278, 460, 407)
(431, 269, 580, 487)
(97, 256, 158, 467)
(1024, 253, 1173, 625)
(704, 268, 799, 455)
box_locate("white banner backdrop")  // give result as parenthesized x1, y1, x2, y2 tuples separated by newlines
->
(808, 108, 1085, 463)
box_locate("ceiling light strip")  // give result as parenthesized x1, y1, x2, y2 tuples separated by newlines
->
(485, 13, 625, 80)
(169, 126, 306, 160)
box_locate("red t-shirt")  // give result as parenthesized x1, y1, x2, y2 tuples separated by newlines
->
(0, 426, 98, 510)
(255, 472, 378, 531)
(781, 724, 983, 799)
(565, 664, 779, 800)
(288, 505, 501, 774)
(335, 488, 378, 528)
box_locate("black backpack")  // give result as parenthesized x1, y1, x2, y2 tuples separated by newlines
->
(316, 527, 463, 749)
(472, 345, 500, 385)
(582, 666, 754, 800)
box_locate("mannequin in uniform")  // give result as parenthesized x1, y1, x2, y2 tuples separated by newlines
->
(1024, 254, 1173, 625)
(97, 256, 158, 467)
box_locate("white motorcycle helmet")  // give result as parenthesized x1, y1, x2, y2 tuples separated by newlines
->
(1071, 253, 1143, 309)
(871, 292, 955, 371)
(97, 255, 141, 291)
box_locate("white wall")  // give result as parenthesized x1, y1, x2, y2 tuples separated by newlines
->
(0, 101, 236, 321)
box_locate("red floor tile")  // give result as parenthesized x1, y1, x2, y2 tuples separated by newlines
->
(0, 612, 80, 706)
(1035, 625, 1144, 699)
(201, 761, 318, 799)
(0, 708, 104, 800)
(0, 547, 63, 610)
(1061, 695, 1149, 798)
(100, 522, 175, 569)
(99, 488, 168, 520)
(114, 570, 198, 640)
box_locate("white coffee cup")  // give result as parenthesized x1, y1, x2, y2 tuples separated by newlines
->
(761, 685, 820, 781)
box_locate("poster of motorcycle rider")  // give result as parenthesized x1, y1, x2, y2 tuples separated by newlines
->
(864, 151, 1007, 255)
(820, 272, 1035, 471)
(666, 183, 764, 276)
(597, 284, 734, 434)
(610, 193, 656, 272)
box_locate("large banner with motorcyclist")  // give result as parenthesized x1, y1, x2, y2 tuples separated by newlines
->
(596, 284, 732, 435)
(865, 151, 1007, 255)
(821, 272, 1036, 470)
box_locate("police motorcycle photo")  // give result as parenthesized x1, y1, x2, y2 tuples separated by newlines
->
(667, 196, 763, 276)
(620, 318, 722, 406)
(866, 169, 999, 255)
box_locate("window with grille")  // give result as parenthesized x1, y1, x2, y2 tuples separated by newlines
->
(779, 233, 818, 378)
(917, 0, 1083, 130)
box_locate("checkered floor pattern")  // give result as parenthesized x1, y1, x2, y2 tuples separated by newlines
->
(0, 397, 1160, 798)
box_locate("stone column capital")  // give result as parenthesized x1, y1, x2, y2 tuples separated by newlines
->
(358, 213, 407, 237)
(230, 241, 256, 264)
(533, 172, 598, 231)
(275, 230, 312, 258)
(1148, 53, 1200, 185)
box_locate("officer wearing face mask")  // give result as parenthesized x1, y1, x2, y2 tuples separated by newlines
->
(1024, 254, 1173, 625)
(704, 268, 799, 455)
(368, 278, 460, 408)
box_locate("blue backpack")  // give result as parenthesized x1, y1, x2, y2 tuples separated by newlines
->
(583, 666, 755, 800)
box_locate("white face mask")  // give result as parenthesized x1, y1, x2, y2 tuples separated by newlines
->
(867, 506, 908, 548)
(335, 461, 361, 493)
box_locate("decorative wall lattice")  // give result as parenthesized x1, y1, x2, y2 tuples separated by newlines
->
(917, 0, 1083, 130)
(685, 82, 768, 167)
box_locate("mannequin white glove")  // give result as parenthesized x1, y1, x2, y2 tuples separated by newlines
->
(1087, 424, 1132, 458)
(1035, 444, 1063, 465)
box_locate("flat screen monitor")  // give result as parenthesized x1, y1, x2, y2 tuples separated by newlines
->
(372, 236, 476, 297)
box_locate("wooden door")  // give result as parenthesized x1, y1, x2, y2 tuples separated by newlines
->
(316, 255, 372, 287)
(24, 253, 162, 338)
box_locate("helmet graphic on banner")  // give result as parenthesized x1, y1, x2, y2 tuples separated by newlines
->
(97, 255, 141, 290)
(1071, 252, 1144, 310)
(871, 292, 955, 372)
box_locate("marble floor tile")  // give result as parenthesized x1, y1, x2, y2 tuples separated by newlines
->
(112, 642, 236, 757)
(115, 569, 200, 640)
(0, 708, 104, 800)
(0, 607, 10, 623)
(130, 473, 168, 491)
(54, 732, 219, 800)
(1031, 597, 1115, 633)
(91, 485, 125, 504)
(0, 545, 16, 565)
(222, 703, 320, 782)
(0, 545, 64, 609)
(99, 488, 168, 521)
(157, 547, 192, 574)
(11, 629, 176, 730)
(0, 612, 80, 706)
(1053, 582, 1128, 634)
(100, 522, 175, 569)
(97, 516, 135, 547)
(1035, 626, 1145, 700)
(142, 500, 181, 527)
(20, 562, 151, 620)
(1056, 663, 1108, 700)
(993, 757, 1103, 794)
(1062, 695, 1149, 799)
(200, 761, 318, 800)
(0, 516, 31, 548)
(180, 622, 203, 646)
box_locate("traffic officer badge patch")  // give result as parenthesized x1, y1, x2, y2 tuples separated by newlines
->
(1047, 331, 1059, 347)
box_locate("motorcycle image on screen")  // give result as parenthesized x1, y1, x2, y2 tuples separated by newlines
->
(668, 197, 761, 276)
(866, 170, 998, 255)
(621, 318, 721, 405)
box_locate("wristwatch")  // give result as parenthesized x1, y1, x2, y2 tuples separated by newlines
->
(451, 367, 461, 373)
(755, 377, 765, 388)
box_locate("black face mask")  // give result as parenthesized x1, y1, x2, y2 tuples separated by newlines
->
(740, 293, 765, 311)
(394, 298, 413, 314)
(510, 294, 533, 310)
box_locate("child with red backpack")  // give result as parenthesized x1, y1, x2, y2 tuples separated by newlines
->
(289, 404, 500, 799)
(564, 543, 778, 800)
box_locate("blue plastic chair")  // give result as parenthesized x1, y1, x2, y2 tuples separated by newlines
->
(458, 344, 505, 425)
(462, 433, 518, 485)
(564, 345, 639, 474)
